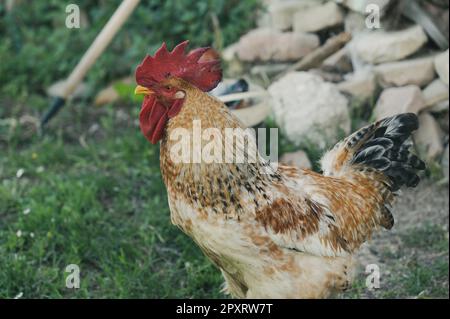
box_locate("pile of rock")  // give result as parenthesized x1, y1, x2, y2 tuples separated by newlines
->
(225, 0, 449, 179)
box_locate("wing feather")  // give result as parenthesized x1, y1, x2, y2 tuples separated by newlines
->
(254, 167, 386, 257)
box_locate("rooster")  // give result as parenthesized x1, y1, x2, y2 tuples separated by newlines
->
(134, 41, 425, 298)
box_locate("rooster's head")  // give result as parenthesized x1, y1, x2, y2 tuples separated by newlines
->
(134, 41, 222, 144)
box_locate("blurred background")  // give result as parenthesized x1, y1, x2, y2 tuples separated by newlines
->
(0, 0, 448, 298)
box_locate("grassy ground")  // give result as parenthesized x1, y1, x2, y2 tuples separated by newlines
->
(344, 182, 449, 299)
(1, 98, 448, 299)
(1, 0, 261, 299)
(3, 0, 447, 301)
(0, 102, 225, 298)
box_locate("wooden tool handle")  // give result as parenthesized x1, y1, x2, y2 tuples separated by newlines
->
(62, 0, 140, 98)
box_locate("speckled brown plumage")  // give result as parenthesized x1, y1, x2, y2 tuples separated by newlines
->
(153, 78, 424, 298)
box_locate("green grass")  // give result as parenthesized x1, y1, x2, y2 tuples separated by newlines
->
(378, 256, 449, 299)
(400, 224, 448, 252)
(344, 223, 449, 299)
(1, 0, 448, 299)
(391, 224, 449, 298)
(0, 0, 260, 100)
(0, 0, 261, 298)
(0, 103, 226, 299)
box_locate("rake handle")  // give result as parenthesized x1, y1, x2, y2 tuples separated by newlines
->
(62, 0, 141, 98)
(41, 0, 140, 126)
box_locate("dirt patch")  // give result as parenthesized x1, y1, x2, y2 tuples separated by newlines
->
(345, 181, 449, 298)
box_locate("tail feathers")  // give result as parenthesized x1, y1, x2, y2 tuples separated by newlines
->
(381, 205, 394, 229)
(350, 113, 425, 191)
(320, 113, 426, 231)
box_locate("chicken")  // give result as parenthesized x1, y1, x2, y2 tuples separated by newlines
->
(134, 41, 425, 298)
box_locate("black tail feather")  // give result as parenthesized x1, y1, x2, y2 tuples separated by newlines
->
(351, 113, 426, 191)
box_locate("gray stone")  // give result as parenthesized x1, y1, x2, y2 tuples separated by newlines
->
(374, 56, 436, 88)
(374, 85, 426, 120)
(323, 47, 353, 73)
(236, 28, 320, 62)
(280, 150, 312, 169)
(434, 109, 449, 133)
(337, 70, 376, 100)
(221, 44, 244, 76)
(344, 12, 366, 34)
(309, 68, 344, 83)
(353, 25, 428, 64)
(336, 0, 391, 15)
(268, 72, 350, 149)
(293, 2, 344, 33)
(434, 50, 449, 86)
(423, 79, 449, 109)
(414, 112, 444, 161)
(268, 0, 319, 30)
(222, 43, 238, 62)
(430, 100, 449, 114)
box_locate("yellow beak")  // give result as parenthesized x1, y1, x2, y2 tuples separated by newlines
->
(134, 85, 153, 96)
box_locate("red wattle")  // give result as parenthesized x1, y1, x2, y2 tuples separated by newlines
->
(139, 96, 185, 144)
(139, 95, 168, 144)
(151, 112, 168, 144)
(168, 99, 184, 118)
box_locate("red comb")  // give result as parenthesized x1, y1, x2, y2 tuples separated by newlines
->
(135, 41, 222, 92)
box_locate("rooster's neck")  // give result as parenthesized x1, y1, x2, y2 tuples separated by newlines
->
(158, 88, 278, 217)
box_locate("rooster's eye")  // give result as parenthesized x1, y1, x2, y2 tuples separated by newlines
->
(165, 85, 172, 91)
